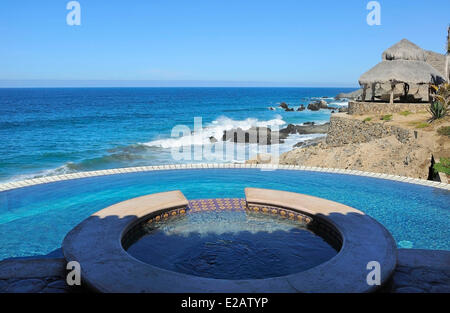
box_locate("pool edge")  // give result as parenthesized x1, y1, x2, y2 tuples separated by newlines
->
(0, 163, 449, 192)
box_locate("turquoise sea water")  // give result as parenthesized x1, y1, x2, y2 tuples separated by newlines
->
(0, 87, 350, 182)
(0, 169, 449, 260)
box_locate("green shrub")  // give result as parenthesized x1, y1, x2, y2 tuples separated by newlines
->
(408, 121, 430, 129)
(399, 111, 412, 116)
(415, 122, 430, 129)
(380, 114, 392, 121)
(363, 117, 372, 122)
(437, 126, 450, 137)
(434, 158, 450, 175)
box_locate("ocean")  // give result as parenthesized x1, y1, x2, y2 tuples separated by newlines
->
(0, 87, 353, 182)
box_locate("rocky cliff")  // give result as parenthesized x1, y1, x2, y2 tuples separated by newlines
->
(278, 114, 440, 179)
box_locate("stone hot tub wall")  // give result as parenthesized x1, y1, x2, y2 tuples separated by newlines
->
(326, 115, 414, 147)
(348, 101, 428, 116)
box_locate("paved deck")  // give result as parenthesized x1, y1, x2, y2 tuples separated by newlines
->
(0, 258, 84, 293)
(390, 249, 450, 293)
(2, 249, 448, 293)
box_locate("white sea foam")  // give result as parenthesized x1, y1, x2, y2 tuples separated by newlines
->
(328, 101, 349, 107)
(6, 117, 327, 182)
(279, 133, 326, 153)
(143, 116, 287, 149)
(8, 163, 76, 182)
(311, 97, 335, 100)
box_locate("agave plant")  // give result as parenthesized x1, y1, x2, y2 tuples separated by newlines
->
(429, 83, 450, 121)
(429, 101, 447, 121)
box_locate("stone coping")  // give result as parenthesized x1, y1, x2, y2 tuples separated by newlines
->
(0, 163, 449, 193)
(62, 189, 397, 293)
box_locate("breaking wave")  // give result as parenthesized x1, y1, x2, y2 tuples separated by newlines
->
(7, 116, 327, 182)
(143, 116, 287, 149)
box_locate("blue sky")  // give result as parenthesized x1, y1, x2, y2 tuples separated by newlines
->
(0, 0, 448, 87)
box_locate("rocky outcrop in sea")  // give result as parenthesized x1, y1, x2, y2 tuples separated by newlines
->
(280, 123, 330, 135)
(219, 122, 330, 145)
(307, 100, 335, 111)
(335, 89, 363, 100)
(222, 126, 281, 144)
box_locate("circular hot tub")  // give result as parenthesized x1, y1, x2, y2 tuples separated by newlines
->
(62, 188, 397, 293)
(123, 198, 339, 280)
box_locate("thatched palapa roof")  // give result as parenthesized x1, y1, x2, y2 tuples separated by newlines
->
(359, 59, 445, 85)
(382, 39, 426, 61)
(360, 39, 447, 87)
(425, 50, 448, 78)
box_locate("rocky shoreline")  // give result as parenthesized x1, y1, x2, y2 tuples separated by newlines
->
(208, 89, 449, 181)
(274, 99, 348, 113)
(245, 111, 449, 180)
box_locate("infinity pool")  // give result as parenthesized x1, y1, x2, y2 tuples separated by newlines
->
(0, 168, 449, 260)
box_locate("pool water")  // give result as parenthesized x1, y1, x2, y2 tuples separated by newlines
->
(0, 168, 449, 260)
(125, 200, 337, 279)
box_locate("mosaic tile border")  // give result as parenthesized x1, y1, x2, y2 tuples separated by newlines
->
(0, 163, 449, 193)
(121, 205, 189, 250)
(122, 199, 247, 249)
(122, 198, 343, 252)
(246, 204, 313, 224)
(189, 198, 247, 212)
(247, 204, 342, 251)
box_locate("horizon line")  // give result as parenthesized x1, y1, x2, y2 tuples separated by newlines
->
(0, 79, 359, 89)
